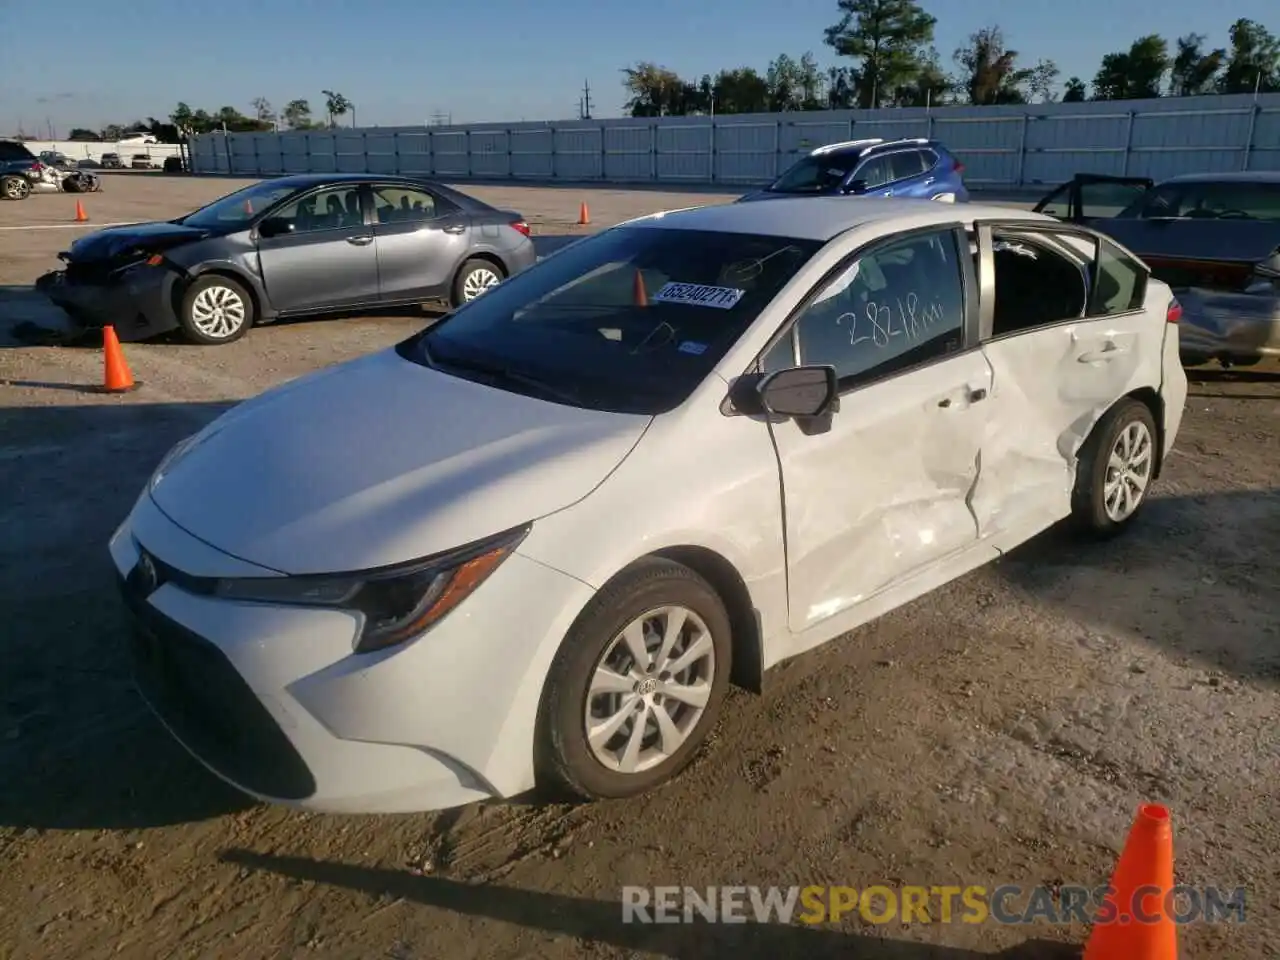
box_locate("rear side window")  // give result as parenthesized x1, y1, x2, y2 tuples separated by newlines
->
(890, 151, 927, 180)
(1127, 180, 1280, 221)
(856, 155, 895, 189)
(0, 141, 36, 162)
(1089, 239, 1147, 315)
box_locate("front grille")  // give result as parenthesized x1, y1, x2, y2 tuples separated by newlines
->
(65, 261, 116, 286)
(118, 571, 317, 801)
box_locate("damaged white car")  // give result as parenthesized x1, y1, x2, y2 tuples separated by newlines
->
(110, 198, 1188, 815)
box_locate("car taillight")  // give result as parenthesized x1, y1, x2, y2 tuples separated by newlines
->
(953, 160, 964, 175)
(509, 220, 530, 237)
(1166, 298, 1182, 324)
(29, 162, 43, 172)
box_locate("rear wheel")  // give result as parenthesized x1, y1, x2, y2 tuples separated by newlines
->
(1, 175, 30, 201)
(179, 275, 254, 345)
(1071, 398, 1158, 537)
(452, 258, 504, 307)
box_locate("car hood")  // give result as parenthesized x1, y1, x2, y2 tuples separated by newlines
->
(65, 222, 210, 262)
(147, 348, 651, 575)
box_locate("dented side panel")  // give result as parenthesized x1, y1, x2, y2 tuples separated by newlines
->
(971, 314, 1162, 540)
(1176, 286, 1280, 362)
(770, 350, 993, 635)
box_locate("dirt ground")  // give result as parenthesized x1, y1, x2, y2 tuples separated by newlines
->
(0, 174, 1277, 960)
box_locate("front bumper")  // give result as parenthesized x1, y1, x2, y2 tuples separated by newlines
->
(108, 492, 594, 814)
(39, 262, 182, 342)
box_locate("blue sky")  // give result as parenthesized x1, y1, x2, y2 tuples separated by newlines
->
(2, 0, 1275, 136)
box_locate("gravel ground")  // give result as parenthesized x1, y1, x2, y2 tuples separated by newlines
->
(0, 175, 1277, 960)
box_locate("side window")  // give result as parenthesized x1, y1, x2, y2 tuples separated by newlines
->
(890, 150, 927, 181)
(1089, 239, 1146, 316)
(272, 186, 363, 233)
(1035, 183, 1072, 219)
(989, 232, 1088, 336)
(792, 229, 967, 386)
(856, 156, 894, 189)
(1078, 181, 1151, 218)
(372, 185, 443, 224)
(759, 333, 795, 375)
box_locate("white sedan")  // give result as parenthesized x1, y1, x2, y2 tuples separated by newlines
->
(110, 197, 1188, 814)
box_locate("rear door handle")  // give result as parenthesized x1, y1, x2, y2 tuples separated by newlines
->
(346, 235, 373, 246)
(442, 223, 467, 235)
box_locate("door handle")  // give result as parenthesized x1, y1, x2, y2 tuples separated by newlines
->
(345, 235, 373, 246)
(442, 224, 467, 235)
(968, 388, 988, 402)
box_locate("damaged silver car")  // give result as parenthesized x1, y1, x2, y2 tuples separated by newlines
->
(1035, 171, 1280, 368)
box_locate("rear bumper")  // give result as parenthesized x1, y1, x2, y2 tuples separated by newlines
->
(1176, 287, 1280, 364)
(39, 263, 182, 342)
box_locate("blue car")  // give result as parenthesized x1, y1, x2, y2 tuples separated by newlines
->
(738, 138, 969, 204)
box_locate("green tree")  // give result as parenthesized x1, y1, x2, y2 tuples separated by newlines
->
(823, 0, 937, 108)
(321, 90, 352, 128)
(713, 67, 771, 114)
(1062, 77, 1088, 102)
(954, 26, 1033, 104)
(826, 66, 856, 108)
(67, 128, 99, 141)
(250, 97, 276, 126)
(1092, 35, 1170, 100)
(894, 46, 952, 106)
(1218, 18, 1280, 93)
(281, 99, 317, 130)
(621, 62, 685, 116)
(1169, 33, 1226, 95)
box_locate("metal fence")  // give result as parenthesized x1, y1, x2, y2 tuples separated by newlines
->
(190, 93, 1280, 188)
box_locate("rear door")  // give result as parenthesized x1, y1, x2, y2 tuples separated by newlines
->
(369, 183, 469, 302)
(255, 183, 380, 313)
(967, 219, 1162, 541)
(1034, 175, 1153, 223)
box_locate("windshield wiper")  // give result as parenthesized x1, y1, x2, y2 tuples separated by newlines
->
(427, 347, 584, 406)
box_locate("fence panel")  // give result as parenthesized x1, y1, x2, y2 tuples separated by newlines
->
(190, 94, 1280, 187)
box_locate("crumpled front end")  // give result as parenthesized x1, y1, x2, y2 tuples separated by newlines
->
(1177, 284, 1280, 366)
(38, 257, 183, 342)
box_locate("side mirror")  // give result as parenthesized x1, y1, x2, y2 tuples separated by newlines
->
(844, 179, 869, 195)
(758, 365, 838, 419)
(258, 216, 294, 239)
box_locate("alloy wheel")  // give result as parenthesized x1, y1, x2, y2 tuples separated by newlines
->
(462, 267, 501, 301)
(584, 605, 716, 775)
(190, 285, 248, 340)
(1104, 420, 1153, 522)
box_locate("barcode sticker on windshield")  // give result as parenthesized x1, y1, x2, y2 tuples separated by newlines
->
(652, 282, 745, 310)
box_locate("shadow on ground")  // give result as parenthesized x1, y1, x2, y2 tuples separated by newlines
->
(221, 849, 1080, 959)
(0, 398, 1275, 831)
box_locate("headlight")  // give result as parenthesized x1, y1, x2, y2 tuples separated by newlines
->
(212, 524, 531, 654)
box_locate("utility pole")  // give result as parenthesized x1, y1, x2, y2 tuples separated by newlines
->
(581, 79, 593, 120)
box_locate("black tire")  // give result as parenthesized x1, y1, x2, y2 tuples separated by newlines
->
(1070, 398, 1158, 538)
(1, 175, 30, 201)
(178, 275, 255, 346)
(535, 557, 733, 801)
(451, 258, 505, 308)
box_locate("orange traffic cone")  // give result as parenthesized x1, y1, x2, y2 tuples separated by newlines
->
(244, 198, 254, 214)
(578, 201, 590, 225)
(74, 200, 88, 222)
(633, 269, 648, 307)
(1084, 803, 1178, 960)
(101, 325, 138, 393)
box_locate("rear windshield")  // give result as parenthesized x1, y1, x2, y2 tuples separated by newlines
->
(1119, 180, 1280, 221)
(768, 155, 859, 194)
(404, 226, 823, 414)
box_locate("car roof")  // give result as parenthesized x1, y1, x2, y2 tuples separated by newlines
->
(809, 137, 942, 158)
(259, 172, 448, 190)
(620, 197, 1056, 242)
(1161, 171, 1280, 185)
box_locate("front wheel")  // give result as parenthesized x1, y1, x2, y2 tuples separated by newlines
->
(1071, 398, 1158, 537)
(535, 558, 732, 802)
(179, 275, 254, 345)
(452, 258, 505, 307)
(1, 175, 31, 201)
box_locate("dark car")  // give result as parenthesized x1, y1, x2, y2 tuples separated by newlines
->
(40, 174, 538, 345)
(1, 139, 40, 200)
(737, 137, 969, 203)
(1035, 171, 1280, 367)
(100, 152, 124, 169)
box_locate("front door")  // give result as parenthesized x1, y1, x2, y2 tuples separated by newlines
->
(968, 221, 1160, 540)
(256, 183, 380, 313)
(762, 225, 991, 633)
(369, 183, 469, 302)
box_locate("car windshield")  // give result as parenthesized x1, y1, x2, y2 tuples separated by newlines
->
(180, 182, 300, 229)
(1118, 180, 1280, 221)
(403, 226, 822, 415)
(768, 155, 858, 194)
